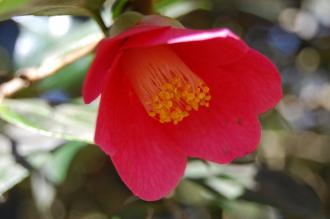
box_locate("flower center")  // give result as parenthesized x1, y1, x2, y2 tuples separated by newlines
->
(123, 45, 211, 125)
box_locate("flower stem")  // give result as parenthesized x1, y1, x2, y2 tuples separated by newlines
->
(90, 9, 109, 36)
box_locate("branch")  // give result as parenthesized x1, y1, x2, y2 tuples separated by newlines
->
(89, 9, 109, 36)
(0, 35, 103, 101)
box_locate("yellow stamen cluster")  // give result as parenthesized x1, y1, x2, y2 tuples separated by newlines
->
(123, 45, 212, 125)
(147, 76, 211, 124)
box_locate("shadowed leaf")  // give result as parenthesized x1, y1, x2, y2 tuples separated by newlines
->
(242, 168, 324, 219)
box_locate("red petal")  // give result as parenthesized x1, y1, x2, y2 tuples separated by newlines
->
(172, 45, 282, 114)
(224, 49, 283, 113)
(82, 25, 169, 104)
(95, 62, 186, 200)
(161, 43, 281, 163)
(123, 27, 249, 65)
(82, 39, 119, 104)
(120, 26, 281, 113)
(84, 26, 249, 103)
(111, 138, 186, 201)
(161, 69, 261, 163)
(167, 110, 261, 163)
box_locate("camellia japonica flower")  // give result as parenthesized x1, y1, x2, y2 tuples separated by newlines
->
(83, 13, 282, 201)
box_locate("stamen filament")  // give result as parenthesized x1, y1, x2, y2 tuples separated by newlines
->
(123, 45, 211, 125)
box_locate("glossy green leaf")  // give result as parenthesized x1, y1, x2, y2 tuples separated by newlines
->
(0, 99, 96, 143)
(155, 0, 211, 17)
(0, 0, 106, 21)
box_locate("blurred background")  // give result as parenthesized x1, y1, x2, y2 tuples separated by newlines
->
(0, 0, 330, 218)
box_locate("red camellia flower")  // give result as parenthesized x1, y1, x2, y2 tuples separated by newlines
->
(83, 15, 282, 201)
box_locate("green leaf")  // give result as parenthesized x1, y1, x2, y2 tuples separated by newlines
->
(34, 56, 93, 97)
(0, 152, 29, 195)
(0, 131, 85, 196)
(260, 109, 291, 130)
(185, 161, 257, 199)
(31, 172, 56, 212)
(110, 11, 143, 36)
(222, 200, 279, 219)
(43, 142, 86, 184)
(0, 0, 106, 21)
(0, 0, 28, 14)
(111, 0, 129, 19)
(242, 168, 324, 219)
(0, 128, 64, 196)
(155, 0, 211, 18)
(0, 99, 96, 143)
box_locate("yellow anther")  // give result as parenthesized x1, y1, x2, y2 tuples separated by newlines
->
(162, 83, 173, 90)
(192, 104, 199, 111)
(145, 75, 211, 124)
(164, 101, 173, 109)
(203, 86, 210, 93)
(198, 93, 206, 99)
(152, 102, 162, 110)
(186, 93, 195, 101)
(124, 45, 211, 125)
(148, 111, 156, 117)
